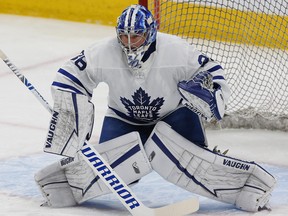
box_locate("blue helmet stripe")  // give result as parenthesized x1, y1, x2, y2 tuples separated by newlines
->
(124, 7, 132, 29)
(130, 6, 140, 29)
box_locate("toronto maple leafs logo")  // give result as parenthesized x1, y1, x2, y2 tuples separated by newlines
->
(120, 88, 164, 122)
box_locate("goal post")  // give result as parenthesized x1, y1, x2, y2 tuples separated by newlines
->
(139, 0, 288, 131)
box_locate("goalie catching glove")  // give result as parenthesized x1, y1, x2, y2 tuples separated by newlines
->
(44, 90, 94, 157)
(178, 71, 225, 121)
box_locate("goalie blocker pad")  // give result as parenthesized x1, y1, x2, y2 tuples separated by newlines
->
(144, 121, 276, 212)
(44, 90, 94, 157)
(35, 132, 152, 207)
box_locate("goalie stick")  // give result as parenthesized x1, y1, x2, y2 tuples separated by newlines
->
(0, 49, 199, 216)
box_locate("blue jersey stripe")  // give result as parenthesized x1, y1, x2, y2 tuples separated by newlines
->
(208, 65, 223, 72)
(52, 82, 85, 95)
(57, 68, 93, 97)
(213, 75, 225, 80)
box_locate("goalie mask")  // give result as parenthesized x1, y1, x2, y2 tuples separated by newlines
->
(116, 4, 157, 72)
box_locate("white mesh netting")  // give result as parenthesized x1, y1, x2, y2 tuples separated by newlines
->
(146, 0, 288, 130)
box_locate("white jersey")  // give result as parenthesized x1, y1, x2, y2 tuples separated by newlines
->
(52, 32, 230, 125)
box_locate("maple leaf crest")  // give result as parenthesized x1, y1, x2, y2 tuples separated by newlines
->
(120, 87, 164, 122)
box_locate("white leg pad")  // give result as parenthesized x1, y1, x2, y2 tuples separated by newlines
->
(144, 121, 276, 212)
(34, 161, 77, 207)
(36, 131, 152, 206)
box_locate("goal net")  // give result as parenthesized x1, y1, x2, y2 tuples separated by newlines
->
(140, 0, 288, 130)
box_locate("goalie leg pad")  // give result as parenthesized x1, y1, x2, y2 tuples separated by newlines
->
(65, 131, 152, 204)
(235, 166, 276, 211)
(44, 90, 94, 157)
(145, 121, 276, 212)
(36, 132, 151, 206)
(34, 161, 77, 207)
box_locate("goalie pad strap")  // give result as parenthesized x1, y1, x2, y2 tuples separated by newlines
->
(44, 90, 94, 157)
(145, 121, 276, 212)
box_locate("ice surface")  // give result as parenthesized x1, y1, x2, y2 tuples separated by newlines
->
(0, 14, 287, 216)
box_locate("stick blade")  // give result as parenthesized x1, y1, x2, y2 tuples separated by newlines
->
(153, 197, 199, 216)
(137, 197, 199, 216)
(0, 49, 7, 60)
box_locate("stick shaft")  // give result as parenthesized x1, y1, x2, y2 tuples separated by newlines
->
(0, 53, 53, 113)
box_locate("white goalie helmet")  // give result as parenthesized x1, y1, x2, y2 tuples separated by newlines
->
(116, 4, 157, 71)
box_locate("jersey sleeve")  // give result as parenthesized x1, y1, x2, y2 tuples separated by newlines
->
(51, 50, 100, 100)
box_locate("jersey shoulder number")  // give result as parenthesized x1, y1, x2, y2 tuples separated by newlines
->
(71, 51, 87, 71)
